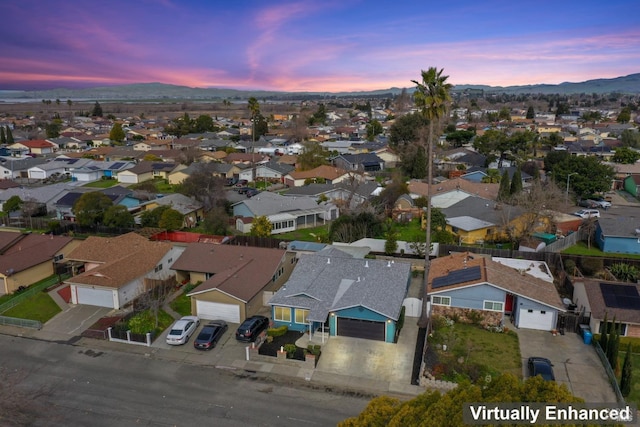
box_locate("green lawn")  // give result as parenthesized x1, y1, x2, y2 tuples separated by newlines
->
(274, 225, 330, 242)
(2, 292, 61, 323)
(83, 179, 119, 188)
(430, 319, 522, 382)
(617, 352, 640, 406)
(170, 293, 192, 317)
(563, 242, 640, 259)
(393, 218, 424, 241)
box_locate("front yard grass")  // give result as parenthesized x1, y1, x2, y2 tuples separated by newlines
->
(428, 318, 521, 383)
(170, 293, 192, 317)
(275, 225, 330, 242)
(83, 179, 119, 188)
(2, 292, 61, 323)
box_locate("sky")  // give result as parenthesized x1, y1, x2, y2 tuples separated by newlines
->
(0, 0, 639, 92)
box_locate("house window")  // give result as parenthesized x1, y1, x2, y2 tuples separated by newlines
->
(432, 296, 451, 306)
(483, 300, 503, 312)
(53, 254, 64, 262)
(295, 309, 309, 324)
(599, 321, 628, 336)
(154, 263, 163, 273)
(274, 306, 291, 322)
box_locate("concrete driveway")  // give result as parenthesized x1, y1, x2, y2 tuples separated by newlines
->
(516, 327, 617, 403)
(313, 316, 420, 388)
(40, 304, 112, 336)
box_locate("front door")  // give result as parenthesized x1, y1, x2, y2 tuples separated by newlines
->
(505, 294, 514, 314)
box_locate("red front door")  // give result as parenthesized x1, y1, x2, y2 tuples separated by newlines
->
(505, 294, 514, 314)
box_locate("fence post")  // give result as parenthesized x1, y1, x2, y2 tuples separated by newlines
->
(146, 332, 152, 347)
(107, 327, 113, 341)
(126, 330, 131, 343)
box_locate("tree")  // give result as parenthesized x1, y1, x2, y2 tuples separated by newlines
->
(0, 127, 5, 144)
(620, 129, 640, 148)
(544, 151, 615, 198)
(497, 170, 511, 201)
(91, 101, 103, 117)
(2, 195, 22, 215)
(395, 88, 411, 113)
(509, 169, 523, 195)
(6, 126, 14, 144)
(102, 205, 134, 228)
(526, 105, 535, 119)
(158, 208, 184, 231)
(376, 178, 409, 212)
(175, 163, 226, 211)
(612, 146, 640, 164)
(607, 321, 621, 373)
(617, 107, 631, 123)
(412, 67, 452, 329)
(194, 114, 215, 133)
(140, 205, 171, 228)
(600, 312, 609, 354)
(340, 374, 585, 427)
(296, 141, 329, 171)
(45, 122, 61, 138)
(620, 342, 633, 397)
(384, 229, 399, 255)
(250, 215, 272, 237)
(202, 206, 230, 235)
(445, 129, 475, 147)
(72, 191, 113, 226)
(366, 119, 383, 141)
(109, 122, 126, 143)
(389, 113, 430, 175)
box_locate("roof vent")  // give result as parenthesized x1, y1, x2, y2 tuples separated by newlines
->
(365, 260, 369, 268)
(327, 258, 330, 264)
(387, 261, 391, 267)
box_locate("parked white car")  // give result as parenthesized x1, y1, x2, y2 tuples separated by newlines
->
(573, 209, 600, 219)
(166, 316, 200, 345)
(590, 199, 611, 209)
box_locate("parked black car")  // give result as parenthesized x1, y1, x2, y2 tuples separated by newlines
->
(235, 315, 269, 342)
(225, 177, 238, 186)
(193, 320, 228, 350)
(528, 357, 555, 381)
(236, 186, 251, 194)
(246, 189, 260, 198)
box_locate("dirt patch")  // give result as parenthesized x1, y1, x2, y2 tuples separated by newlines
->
(258, 330, 306, 360)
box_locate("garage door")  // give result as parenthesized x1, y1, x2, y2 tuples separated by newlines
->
(336, 317, 385, 341)
(519, 309, 554, 331)
(196, 300, 240, 323)
(76, 286, 114, 308)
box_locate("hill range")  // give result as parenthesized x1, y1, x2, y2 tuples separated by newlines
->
(1, 73, 638, 102)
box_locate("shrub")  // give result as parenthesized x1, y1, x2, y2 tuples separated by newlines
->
(307, 344, 321, 356)
(283, 343, 297, 358)
(267, 325, 288, 337)
(564, 259, 576, 276)
(580, 257, 603, 276)
(466, 310, 484, 326)
(396, 306, 406, 332)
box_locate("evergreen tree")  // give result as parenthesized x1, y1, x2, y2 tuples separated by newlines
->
(6, 127, 14, 144)
(91, 101, 103, 117)
(498, 170, 510, 201)
(620, 342, 633, 397)
(600, 312, 609, 353)
(526, 106, 535, 119)
(510, 169, 523, 195)
(109, 123, 126, 143)
(0, 127, 5, 144)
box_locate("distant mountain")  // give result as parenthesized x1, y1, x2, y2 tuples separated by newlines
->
(1, 74, 638, 101)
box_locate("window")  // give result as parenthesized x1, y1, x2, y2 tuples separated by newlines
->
(274, 306, 291, 322)
(431, 296, 451, 306)
(154, 263, 163, 273)
(599, 321, 628, 336)
(483, 300, 503, 312)
(53, 254, 64, 262)
(295, 309, 309, 324)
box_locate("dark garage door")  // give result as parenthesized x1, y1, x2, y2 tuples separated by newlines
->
(336, 317, 385, 341)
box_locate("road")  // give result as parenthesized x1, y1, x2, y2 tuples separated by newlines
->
(0, 334, 368, 426)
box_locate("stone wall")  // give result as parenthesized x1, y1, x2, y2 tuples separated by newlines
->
(431, 305, 502, 327)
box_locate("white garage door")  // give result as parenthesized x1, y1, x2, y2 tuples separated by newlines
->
(518, 308, 554, 331)
(196, 300, 240, 323)
(76, 286, 114, 308)
(117, 174, 138, 184)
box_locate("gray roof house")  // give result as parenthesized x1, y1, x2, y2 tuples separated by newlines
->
(268, 251, 412, 342)
(232, 190, 338, 235)
(284, 181, 379, 210)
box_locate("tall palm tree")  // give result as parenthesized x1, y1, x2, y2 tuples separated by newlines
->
(412, 67, 452, 327)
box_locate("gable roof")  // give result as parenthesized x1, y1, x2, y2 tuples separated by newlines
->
(176, 243, 286, 302)
(427, 252, 564, 310)
(408, 178, 500, 201)
(288, 165, 350, 181)
(268, 253, 411, 322)
(579, 279, 640, 324)
(139, 193, 203, 215)
(65, 233, 172, 289)
(0, 232, 74, 275)
(232, 190, 322, 216)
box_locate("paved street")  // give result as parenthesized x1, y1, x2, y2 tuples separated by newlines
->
(0, 334, 368, 426)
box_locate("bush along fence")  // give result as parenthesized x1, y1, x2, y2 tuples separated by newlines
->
(107, 327, 153, 347)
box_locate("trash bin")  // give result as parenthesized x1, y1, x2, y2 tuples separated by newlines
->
(583, 330, 592, 345)
(579, 324, 590, 337)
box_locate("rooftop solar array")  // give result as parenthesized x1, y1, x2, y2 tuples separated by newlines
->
(432, 265, 481, 289)
(110, 162, 125, 169)
(600, 283, 640, 309)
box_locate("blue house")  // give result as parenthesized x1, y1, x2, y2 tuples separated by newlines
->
(268, 248, 411, 343)
(595, 216, 640, 254)
(428, 252, 564, 331)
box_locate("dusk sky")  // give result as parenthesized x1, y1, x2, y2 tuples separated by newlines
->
(1, 0, 639, 92)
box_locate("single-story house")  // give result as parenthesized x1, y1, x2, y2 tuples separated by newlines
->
(427, 252, 565, 331)
(9, 139, 57, 155)
(65, 233, 178, 309)
(573, 279, 640, 337)
(268, 248, 412, 343)
(283, 165, 353, 187)
(135, 193, 204, 228)
(0, 232, 79, 295)
(170, 243, 295, 323)
(255, 161, 295, 183)
(117, 161, 184, 184)
(594, 216, 640, 254)
(332, 153, 385, 173)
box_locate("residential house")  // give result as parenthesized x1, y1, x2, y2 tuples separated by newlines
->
(232, 190, 338, 235)
(0, 231, 79, 295)
(170, 243, 294, 323)
(408, 178, 500, 201)
(623, 175, 640, 196)
(135, 193, 204, 228)
(255, 161, 294, 183)
(70, 160, 135, 182)
(27, 157, 91, 180)
(53, 186, 139, 220)
(268, 249, 412, 342)
(595, 216, 640, 254)
(573, 279, 640, 338)
(333, 153, 384, 173)
(427, 252, 564, 331)
(284, 165, 354, 187)
(0, 182, 77, 214)
(0, 156, 46, 180)
(65, 233, 178, 309)
(117, 161, 184, 184)
(9, 139, 57, 155)
(284, 181, 379, 210)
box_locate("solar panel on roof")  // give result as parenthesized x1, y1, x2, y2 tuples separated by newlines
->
(600, 283, 640, 309)
(432, 265, 481, 289)
(110, 162, 125, 169)
(66, 159, 79, 164)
